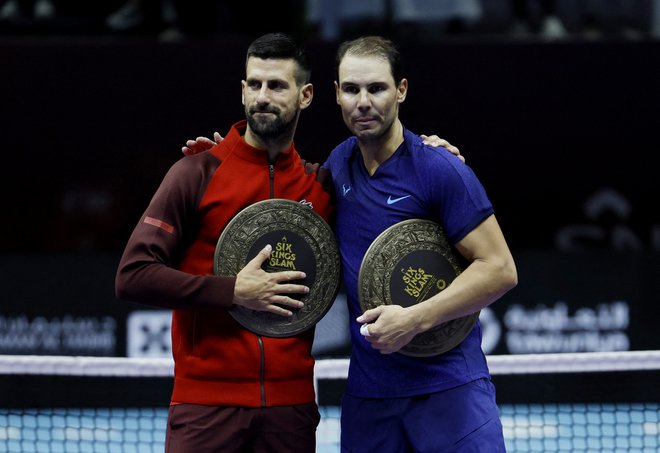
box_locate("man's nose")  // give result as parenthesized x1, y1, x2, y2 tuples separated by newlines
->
(357, 90, 371, 109)
(257, 86, 270, 104)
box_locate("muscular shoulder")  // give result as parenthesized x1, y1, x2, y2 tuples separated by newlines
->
(404, 133, 470, 186)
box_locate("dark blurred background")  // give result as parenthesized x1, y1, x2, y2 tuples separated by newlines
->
(1, 0, 659, 359)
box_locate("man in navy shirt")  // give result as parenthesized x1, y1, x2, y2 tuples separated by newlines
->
(183, 33, 516, 452)
(322, 35, 518, 452)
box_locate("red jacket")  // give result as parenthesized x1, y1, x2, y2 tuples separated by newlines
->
(116, 120, 334, 407)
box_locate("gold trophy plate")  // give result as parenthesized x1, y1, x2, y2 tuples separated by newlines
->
(214, 199, 340, 337)
(358, 219, 479, 356)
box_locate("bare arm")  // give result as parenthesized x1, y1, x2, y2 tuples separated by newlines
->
(357, 214, 517, 353)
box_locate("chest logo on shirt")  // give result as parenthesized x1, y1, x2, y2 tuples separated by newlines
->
(386, 195, 411, 205)
(342, 184, 352, 197)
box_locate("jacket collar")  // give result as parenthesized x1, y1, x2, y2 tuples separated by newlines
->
(216, 120, 297, 168)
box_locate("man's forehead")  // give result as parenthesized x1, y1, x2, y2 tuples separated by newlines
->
(246, 57, 297, 78)
(338, 55, 393, 84)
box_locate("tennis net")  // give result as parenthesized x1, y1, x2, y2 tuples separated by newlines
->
(2, 351, 660, 452)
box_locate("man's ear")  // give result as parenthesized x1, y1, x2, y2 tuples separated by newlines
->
(334, 81, 340, 104)
(300, 83, 314, 110)
(241, 80, 246, 106)
(397, 78, 408, 104)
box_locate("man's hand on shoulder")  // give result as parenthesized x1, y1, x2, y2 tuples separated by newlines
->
(181, 132, 223, 156)
(421, 134, 465, 163)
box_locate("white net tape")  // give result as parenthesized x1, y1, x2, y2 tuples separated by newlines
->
(1, 351, 660, 377)
(486, 350, 660, 374)
(0, 355, 174, 377)
(2, 352, 660, 453)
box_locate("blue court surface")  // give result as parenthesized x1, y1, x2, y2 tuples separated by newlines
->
(2, 404, 659, 453)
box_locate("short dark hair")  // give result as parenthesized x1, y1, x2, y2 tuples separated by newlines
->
(335, 36, 403, 85)
(246, 33, 311, 86)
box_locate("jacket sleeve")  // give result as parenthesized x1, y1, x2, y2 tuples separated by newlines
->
(115, 155, 235, 310)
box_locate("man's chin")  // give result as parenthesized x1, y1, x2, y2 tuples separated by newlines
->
(248, 118, 279, 136)
(247, 116, 297, 140)
(353, 128, 381, 141)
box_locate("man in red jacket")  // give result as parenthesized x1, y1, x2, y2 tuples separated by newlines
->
(116, 33, 333, 452)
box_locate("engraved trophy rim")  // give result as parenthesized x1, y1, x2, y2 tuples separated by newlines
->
(214, 199, 341, 337)
(358, 218, 479, 356)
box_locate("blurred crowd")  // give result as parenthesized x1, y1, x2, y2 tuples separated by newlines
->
(1, 0, 658, 42)
(308, 0, 659, 41)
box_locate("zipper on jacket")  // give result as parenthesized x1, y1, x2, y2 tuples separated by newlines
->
(258, 335, 266, 406)
(262, 165, 274, 405)
(269, 163, 275, 198)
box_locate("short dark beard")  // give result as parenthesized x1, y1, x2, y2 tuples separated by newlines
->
(246, 107, 296, 139)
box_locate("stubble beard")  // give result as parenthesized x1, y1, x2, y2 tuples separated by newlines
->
(353, 116, 393, 144)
